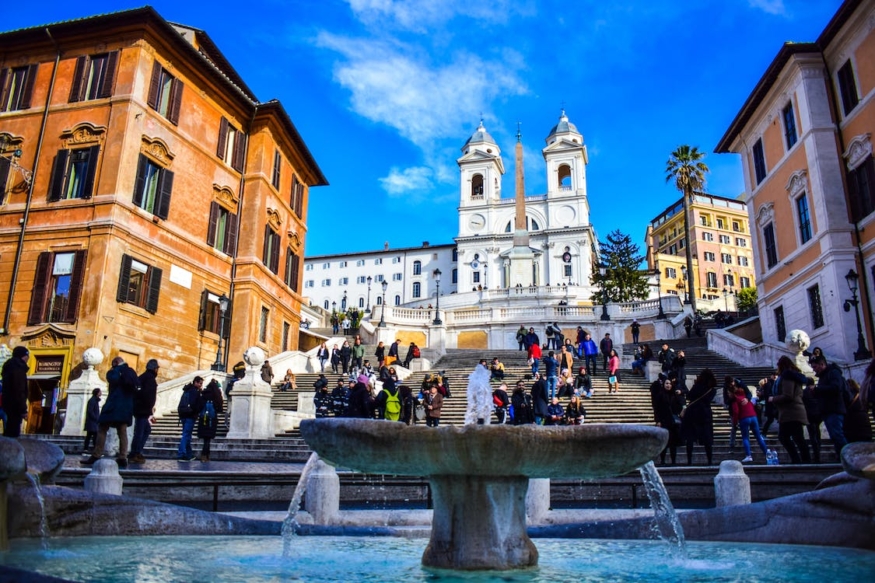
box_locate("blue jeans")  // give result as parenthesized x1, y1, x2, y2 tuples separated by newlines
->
(177, 418, 195, 458)
(130, 415, 152, 456)
(739, 416, 768, 458)
(546, 375, 558, 400)
(584, 354, 597, 374)
(531, 360, 539, 375)
(822, 413, 847, 455)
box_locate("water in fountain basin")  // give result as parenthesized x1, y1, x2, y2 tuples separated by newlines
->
(639, 461, 687, 558)
(24, 472, 49, 549)
(281, 451, 321, 557)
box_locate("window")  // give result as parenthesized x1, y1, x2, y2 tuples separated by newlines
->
(719, 235, 731, 244)
(375, 258, 382, 265)
(471, 173, 484, 198)
(740, 276, 751, 288)
(339, 261, 347, 268)
(564, 264, 572, 277)
(392, 273, 402, 281)
(394, 295, 401, 305)
(282, 322, 290, 352)
(665, 267, 677, 279)
(322, 262, 330, 269)
(146, 62, 183, 124)
(392, 256, 401, 264)
(272, 150, 281, 189)
(504, 217, 541, 232)
(738, 256, 749, 267)
(207, 202, 239, 255)
(198, 291, 229, 337)
(116, 254, 161, 314)
(452, 268, 458, 284)
(735, 237, 747, 247)
(837, 60, 860, 116)
(0, 65, 38, 112)
(716, 218, 726, 230)
(452, 248, 458, 261)
(132, 154, 173, 219)
(290, 175, 304, 217)
(732, 221, 742, 233)
(721, 253, 732, 264)
(262, 225, 280, 274)
(284, 249, 300, 292)
(412, 282, 421, 298)
(28, 250, 87, 325)
(0, 156, 9, 203)
(259, 307, 269, 343)
(305, 264, 313, 271)
(357, 276, 367, 284)
(668, 244, 677, 255)
(807, 285, 824, 329)
(723, 274, 735, 287)
(796, 195, 812, 244)
(69, 52, 118, 102)
(702, 232, 713, 242)
(752, 139, 767, 184)
(413, 260, 422, 275)
(679, 238, 686, 249)
(376, 296, 382, 305)
(703, 252, 716, 262)
(375, 274, 384, 282)
(358, 297, 364, 308)
(848, 157, 875, 221)
(217, 117, 246, 172)
(356, 259, 365, 267)
(774, 306, 786, 343)
(473, 271, 480, 283)
(763, 223, 778, 269)
(782, 102, 797, 149)
(321, 279, 331, 287)
(706, 272, 718, 288)
(47, 146, 100, 201)
(305, 280, 314, 288)
(699, 214, 712, 227)
(339, 277, 349, 285)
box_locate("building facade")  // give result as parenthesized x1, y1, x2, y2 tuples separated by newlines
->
(0, 7, 326, 431)
(715, 0, 874, 362)
(646, 194, 754, 309)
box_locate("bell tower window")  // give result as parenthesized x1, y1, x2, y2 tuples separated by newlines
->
(471, 174, 484, 199)
(558, 164, 572, 190)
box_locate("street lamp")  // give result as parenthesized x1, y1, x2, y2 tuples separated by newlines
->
(680, 266, 690, 304)
(843, 269, 871, 360)
(211, 294, 230, 371)
(432, 269, 443, 325)
(722, 287, 729, 312)
(379, 280, 388, 327)
(365, 276, 372, 314)
(598, 263, 610, 321)
(655, 263, 666, 319)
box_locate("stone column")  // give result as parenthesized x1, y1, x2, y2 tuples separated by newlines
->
(526, 478, 550, 524)
(714, 460, 750, 507)
(304, 459, 339, 524)
(227, 347, 275, 440)
(61, 348, 107, 437)
(298, 392, 315, 416)
(84, 459, 123, 496)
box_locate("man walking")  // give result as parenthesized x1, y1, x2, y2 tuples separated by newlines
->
(599, 333, 613, 373)
(544, 350, 559, 400)
(810, 356, 849, 456)
(658, 343, 676, 374)
(129, 359, 159, 464)
(82, 356, 139, 468)
(176, 376, 203, 462)
(1, 346, 29, 437)
(581, 334, 598, 375)
(631, 320, 640, 345)
(351, 338, 366, 373)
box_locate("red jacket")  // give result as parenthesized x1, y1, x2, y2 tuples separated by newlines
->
(731, 389, 757, 424)
(529, 343, 542, 360)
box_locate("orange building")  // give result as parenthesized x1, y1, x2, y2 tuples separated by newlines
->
(716, 0, 874, 363)
(0, 7, 327, 427)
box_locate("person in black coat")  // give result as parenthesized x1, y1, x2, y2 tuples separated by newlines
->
(82, 388, 101, 453)
(530, 374, 549, 425)
(339, 341, 352, 374)
(511, 381, 534, 425)
(1, 346, 30, 438)
(652, 378, 686, 465)
(347, 381, 375, 418)
(83, 356, 139, 467)
(681, 369, 717, 465)
(129, 359, 159, 464)
(492, 384, 510, 424)
(196, 379, 224, 462)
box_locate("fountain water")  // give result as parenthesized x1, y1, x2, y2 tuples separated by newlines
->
(281, 451, 321, 556)
(23, 472, 49, 548)
(639, 461, 686, 558)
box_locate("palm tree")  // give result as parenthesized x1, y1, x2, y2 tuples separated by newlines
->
(665, 145, 709, 313)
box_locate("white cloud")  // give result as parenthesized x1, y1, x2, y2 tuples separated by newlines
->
(747, 0, 786, 16)
(345, 0, 530, 32)
(379, 166, 434, 196)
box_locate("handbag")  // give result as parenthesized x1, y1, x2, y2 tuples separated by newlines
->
(608, 375, 617, 385)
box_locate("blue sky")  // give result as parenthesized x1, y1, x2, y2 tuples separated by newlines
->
(6, 0, 843, 256)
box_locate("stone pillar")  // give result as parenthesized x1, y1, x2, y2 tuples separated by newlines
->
(304, 459, 340, 524)
(714, 460, 750, 507)
(227, 347, 275, 440)
(526, 478, 550, 524)
(84, 459, 123, 496)
(645, 361, 662, 383)
(61, 348, 107, 437)
(298, 392, 315, 416)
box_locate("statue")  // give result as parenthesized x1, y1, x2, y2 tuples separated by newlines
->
(785, 329, 814, 375)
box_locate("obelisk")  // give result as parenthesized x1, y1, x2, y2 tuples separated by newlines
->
(508, 124, 535, 287)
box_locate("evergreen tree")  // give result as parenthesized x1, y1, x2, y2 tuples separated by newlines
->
(736, 286, 757, 312)
(591, 230, 649, 304)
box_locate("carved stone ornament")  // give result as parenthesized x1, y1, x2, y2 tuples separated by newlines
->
(843, 134, 872, 172)
(212, 184, 238, 212)
(756, 202, 775, 228)
(62, 123, 106, 147)
(140, 136, 175, 167)
(287, 231, 301, 249)
(785, 169, 808, 197)
(0, 132, 24, 152)
(266, 208, 282, 230)
(20, 325, 75, 347)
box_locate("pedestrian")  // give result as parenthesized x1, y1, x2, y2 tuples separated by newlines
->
(683, 315, 693, 338)
(732, 379, 768, 463)
(347, 380, 375, 418)
(657, 343, 676, 374)
(653, 378, 685, 465)
(81, 356, 140, 468)
(558, 345, 574, 376)
(553, 322, 564, 348)
(769, 356, 811, 463)
(403, 342, 419, 368)
(317, 342, 329, 373)
(599, 333, 613, 372)
(261, 360, 274, 386)
(531, 373, 549, 425)
(330, 344, 341, 374)
(631, 320, 640, 345)
(82, 388, 101, 454)
(516, 325, 527, 351)
(528, 341, 542, 375)
(543, 350, 559, 400)
(339, 340, 352, 374)
(376, 378, 403, 421)
(581, 334, 598, 375)
(546, 397, 564, 425)
(330, 376, 348, 417)
(424, 384, 443, 427)
(352, 338, 366, 373)
(314, 381, 333, 418)
(280, 369, 297, 392)
(802, 380, 823, 463)
(490, 357, 505, 381)
(844, 379, 873, 443)
(565, 394, 586, 425)
(511, 380, 534, 425)
(493, 383, 510, 424)
(399, 385, 416, 425)
(174, 376, 203, 462)
(375, 341, 386, 368)
(681, 369, 717, 465)
(575, 367, 592, 398)
(810, 356, 849, 456)
(545, 323, 556, 350)
(524, 327, 540, 351)
(196, 379, 223, 462)
(0, 346, 29, 438)
(631, 344, 652, 376)
(758, 374, 779, 436)
(129, 359, 159, 464)
(672, 350, 687, 393)
(607, 349, 620, 394)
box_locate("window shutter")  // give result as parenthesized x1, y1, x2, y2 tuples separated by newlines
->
(295, 181, 304, 216)
(231, 131, 246, 171)
(262, 224, 271, 265)
(97, 51, 118, 99)
(284, 247, 293, 287)
(168, 78, 183, 125)
(116, 254, 133, 303)
(290, 175, 298, 211)
(216, 117, 228, 159)
(132, 154, 147, 208)
(155, 168, 173, 220)
(47, 150, 69, 202)
(198, 289, 209, 331)
(63, 250, 87, 323)
(222, 301, 232, 339)
(146, 61, 161, 110)
(146, 265, 162, 314)
(81, 145, 100, 199)
(0, 69, 8, 111)
(0, 157, 10, 203)
(206, 202, 219, 247)
(849, 164, 862, 222)
(68, 56, 87, 103)
(20, 64, 38, 109)
(27, 252, 53, 325)
(225, 211, 239, 256)
(270, 232, 280, 273)
(291, 254, 300, 293)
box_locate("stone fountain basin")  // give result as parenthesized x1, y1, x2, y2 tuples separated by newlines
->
(300, 419, 668, 478)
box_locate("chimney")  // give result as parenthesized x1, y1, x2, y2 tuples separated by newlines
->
(422, 241, 430, 248)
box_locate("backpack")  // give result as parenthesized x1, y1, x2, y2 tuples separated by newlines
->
(201, 400, 217, 428)
(412, 346, 421, 358)
(177, 388, 194, 417)
(384, 388, 401, 421)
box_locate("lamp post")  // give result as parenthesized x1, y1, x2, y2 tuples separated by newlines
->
(433, 269, 443, 325)
(211, 294, 230, 371)
(598, 263, 610, 321)
(844, 269, 871, 360)
(722, 288, 729, 312)
(680, 266, 689, 304)
(379, 280, 388, 327)
(655, 263, 666, 319)
(365, 276, 372, 314)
